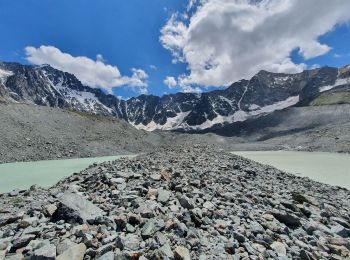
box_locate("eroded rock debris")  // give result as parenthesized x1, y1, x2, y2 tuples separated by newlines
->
(0, 146, 349, 259)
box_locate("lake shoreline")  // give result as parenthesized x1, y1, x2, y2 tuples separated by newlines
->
(232, 150, 350, 190)
(0, 154, 136, 193)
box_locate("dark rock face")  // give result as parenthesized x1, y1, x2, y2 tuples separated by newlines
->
(1, 61, 349, 130)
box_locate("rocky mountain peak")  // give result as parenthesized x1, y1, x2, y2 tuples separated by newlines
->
(0, 61, 349, 131)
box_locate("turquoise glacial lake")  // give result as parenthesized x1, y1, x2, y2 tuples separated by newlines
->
(0, 155, 135, 193)
(232, 151, 350, 190)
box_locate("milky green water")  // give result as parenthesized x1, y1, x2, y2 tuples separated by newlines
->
(232, 151, 350, 190)
(0, 155, 135, 193)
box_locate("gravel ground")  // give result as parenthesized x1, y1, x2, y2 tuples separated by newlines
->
(0, 146, 349, 259)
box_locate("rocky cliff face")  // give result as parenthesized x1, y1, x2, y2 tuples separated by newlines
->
(1, 61, 349, 131)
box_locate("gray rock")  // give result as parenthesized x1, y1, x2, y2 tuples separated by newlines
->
(56, 239, 77, 255)
(9, 190, 19, 197)
(0, 238, 10, 251)
(96, 243, 114, 258)
(56, 192, 105, 224)
(270, 210, 301, 227)
(270, 241, 286, 257)
(96, 251, 114, 260)
(141, 219, 165, 239)
(32, 244, 56, 260)
(250, 221, 265, 234)
(179, 196, 194, 209)
(12, 234, 36, 250)
(43, 204, 57, 217)
(202, 201, 215, 210)
(233, 231, 246, 243)
(157, 189, 170, 203)
(331, 224, 350, 238)
(174, 246, 191, 260)
(57, 243, 86, 260)
(4, 254, 23, 260)
(150, 174, 161, 181)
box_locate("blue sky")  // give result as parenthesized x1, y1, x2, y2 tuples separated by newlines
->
(0, 0, 350, 98)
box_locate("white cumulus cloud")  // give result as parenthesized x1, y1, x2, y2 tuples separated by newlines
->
(163, 76, 177, 88)
(25, 45, 148, 94)
(160, 0, 350, 88)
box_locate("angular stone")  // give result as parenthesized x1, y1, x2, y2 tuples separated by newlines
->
(174, 246, 191, 260)
(18, 217, 37, 228)
(96, 251, 114, 260)
(96, 243, 114, 258)
(203, 201, 215, 210)
(0, 215, 21, 227)
(179, 196, 194, 209)
(56, 240, 77, 255)
(250, 221, 265, 234)
(331, 224, 350, 238)
(270, 241, 286, 257)
(270, 211, 301, 227)
(292, 193, 318, 206)
(43, 204, 57, 217)
(32, 244, 56, 260)
(4, 254, 23, 260)
(160, 171, 171, 182)
(157, 189, 170, 203)
(141, 219, 165, 239)
(57, 243, 86, 260)
(12, 234, 36, 250)
(233, 232, 246, 243)
(127, 213, 141, 225)
(56, 192, 105, 224)
(0, 238, 10, 251)
(150, 174, 161, 181)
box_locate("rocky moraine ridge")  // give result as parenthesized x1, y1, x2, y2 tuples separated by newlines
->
(0, 147, 349, 259)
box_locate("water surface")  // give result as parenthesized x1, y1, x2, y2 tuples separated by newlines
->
(0, 155, 135, 193)
(232, 151, 350, 190)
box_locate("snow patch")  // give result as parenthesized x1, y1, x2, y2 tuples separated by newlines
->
(319, 78, 350, 92)
(132, 111, 191, 131)
(186, 96, 300, 130)
(0, 68, 13, 84)
(249, 104, 260, 111)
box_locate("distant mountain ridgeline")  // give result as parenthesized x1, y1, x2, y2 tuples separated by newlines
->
(1, 61, 349, 131)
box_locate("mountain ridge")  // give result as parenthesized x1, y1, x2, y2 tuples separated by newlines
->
(1, 61, 349, 131)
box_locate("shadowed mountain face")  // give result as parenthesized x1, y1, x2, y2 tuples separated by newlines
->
(1, 61, 349, 131)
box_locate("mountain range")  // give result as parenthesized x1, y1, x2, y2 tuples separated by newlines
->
(1, 61, 349, 131)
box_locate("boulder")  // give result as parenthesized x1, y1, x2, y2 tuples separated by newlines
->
(270, 241, 287, 257)
(57, 243, 86, 260)
(174, 246, 191, 260)
(55, 192, 105, 224)
(12, 234, 36, 250)
(157, 189, 170, 203)
(32, 244, 56, 260)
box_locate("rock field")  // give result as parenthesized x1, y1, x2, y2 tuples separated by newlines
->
(0, 146, 349, 259)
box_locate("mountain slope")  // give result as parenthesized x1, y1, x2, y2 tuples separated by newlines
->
(1, 61, 350, 131)
(0, 103, 162, 163)
(202, 104, 350, 153)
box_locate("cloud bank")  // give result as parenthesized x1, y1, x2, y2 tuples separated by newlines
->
(160, 0, 350, 89)
(25, 45, 148, 94)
